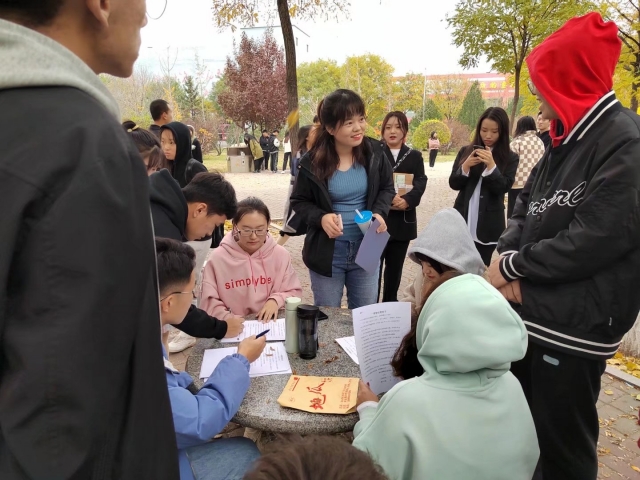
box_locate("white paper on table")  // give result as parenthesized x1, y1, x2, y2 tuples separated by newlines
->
(220, 318, 286, 343)
(352, 302, 411, 395)
(248, 342, 292, 378)
(335, 336, 359, 365)
(199, 342, 292, 380)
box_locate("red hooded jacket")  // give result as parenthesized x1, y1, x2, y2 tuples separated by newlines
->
(526, 12, 621, 147)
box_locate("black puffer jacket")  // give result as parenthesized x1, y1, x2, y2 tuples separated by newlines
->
(498, 96, 640, 359)
(289, 138, 395, 277)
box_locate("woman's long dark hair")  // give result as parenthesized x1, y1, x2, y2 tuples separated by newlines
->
(514, 116, 537, 137)
(309, 89, 370, 182)
(470, 107, 511, 172)
(390, 271, 462, 380)
(297, 125, 312, 155)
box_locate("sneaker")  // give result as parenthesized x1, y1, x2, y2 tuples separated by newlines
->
(281, 170, 287, 174)
(168, 331, 196, 353)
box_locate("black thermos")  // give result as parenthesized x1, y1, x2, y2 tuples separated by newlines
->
(297, 305, 319, 360)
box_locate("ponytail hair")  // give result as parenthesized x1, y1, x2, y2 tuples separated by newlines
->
(309, 89, 370, 182)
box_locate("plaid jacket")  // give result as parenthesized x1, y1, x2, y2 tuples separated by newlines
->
(510, 131, 546, 189)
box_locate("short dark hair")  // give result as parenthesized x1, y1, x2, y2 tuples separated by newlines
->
(244, 435, 388, 480)
(413, 253, 451, 275)
(233, 197, 271, 225)
(262, 129, 268, 134)
(155, 238, 196, 296)
(0, 0, 64, 26)
(182, 172, 237, 219)
(150, 99, 170, 121)
(272, 129, 279, 134)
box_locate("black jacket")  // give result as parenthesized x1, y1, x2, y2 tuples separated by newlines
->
(0, 87, 178, 479)
(259, 135, 270, 151)
(538, 130, 551, 150)
(382, 144, 428, 241)
(192, 137, 203, 162)
(149, 123, 162, 138)
(149, 170, 228, 339)
(449, 146, 519, 243)
(290, 138, 395, 277)
(498, 97, 640, 360)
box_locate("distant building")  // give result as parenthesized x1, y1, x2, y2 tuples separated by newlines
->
(425, 73, 515, 104)
(240, 25, 312, 64)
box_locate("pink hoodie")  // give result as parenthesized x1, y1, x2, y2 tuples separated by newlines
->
(200, 232, 302, 319)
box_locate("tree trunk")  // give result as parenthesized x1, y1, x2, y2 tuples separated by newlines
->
(620, 315, 640, 357)
(277, 0, 299, 152)
(510, 66, 521, 132)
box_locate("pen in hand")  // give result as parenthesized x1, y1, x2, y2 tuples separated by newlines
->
(255, 329, 270, 339)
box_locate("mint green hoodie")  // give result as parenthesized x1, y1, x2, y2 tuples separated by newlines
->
(353, 274, 539, 480)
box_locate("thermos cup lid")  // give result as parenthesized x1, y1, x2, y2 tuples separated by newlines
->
(297, 304, 319, 318)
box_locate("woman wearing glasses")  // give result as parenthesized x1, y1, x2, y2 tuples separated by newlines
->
(200, 197, 302, 322)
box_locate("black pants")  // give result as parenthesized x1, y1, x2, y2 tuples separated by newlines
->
(253, 158, 263, 172)
(283, 152, 291, 171)
(270, 152, 279, 171)
(429, 149, 438, 167)
(511, 342, 606, 480)
(474, 241, 496, 266)
(507, 188, 522, 219)
(261, 150, 269, 171)
(378, 239, 411, 302)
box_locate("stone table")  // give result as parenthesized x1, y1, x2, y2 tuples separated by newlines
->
(185, 308, 361, 434)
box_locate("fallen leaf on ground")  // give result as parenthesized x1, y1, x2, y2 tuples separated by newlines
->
(324, 355, 339, 364)
(604, 390, 614, 395)
(631, 465, 640, 473)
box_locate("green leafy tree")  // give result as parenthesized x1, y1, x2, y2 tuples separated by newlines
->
(393, 73, 425, 113)
(341, 54, 395, 127)
(411, 120, 451, 151)
(181, 75, 202, 119)
(506, 96, 524, 120)
(426, 75, 469, 120)
(297, 59, 342, 124)
(410, 99, 442, 134)
(458, 81, 486, 129)
(606, 1, 640, 112)
(447, 0, 596, 127)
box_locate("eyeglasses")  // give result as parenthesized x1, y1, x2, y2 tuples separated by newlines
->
(160, 291, 196, 301)
(527, 80, 538, 96)
(234, 227, 268, 237)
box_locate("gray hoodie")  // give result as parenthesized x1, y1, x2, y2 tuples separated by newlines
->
(408, 208, 486, 274)
(0, 18, 120, 118)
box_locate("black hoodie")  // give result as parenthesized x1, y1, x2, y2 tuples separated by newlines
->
(162, 121, 195, 188)
(149, 170, 228, 339)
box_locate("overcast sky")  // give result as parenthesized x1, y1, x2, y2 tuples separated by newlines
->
(138, 0, 491, 83)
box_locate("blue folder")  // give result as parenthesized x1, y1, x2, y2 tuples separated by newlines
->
(355, 218, 391, 274)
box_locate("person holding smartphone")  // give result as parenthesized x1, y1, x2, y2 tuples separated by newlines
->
(449, 107, 519, 265)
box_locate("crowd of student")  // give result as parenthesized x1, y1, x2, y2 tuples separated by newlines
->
(2, 3, 640, 480)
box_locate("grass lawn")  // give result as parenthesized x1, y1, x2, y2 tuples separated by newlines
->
(203, 150, 457, 174)
(203, 151, 229, 172)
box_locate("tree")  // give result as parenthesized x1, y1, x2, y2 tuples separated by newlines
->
(445, 118, 472, 154)
(458, 81, 486, 129)
(606, 1, 640, 112)
(217, 32, 288, 132)
(181, 75, 201, 119)
(341, 54, 395, 126)
(297, 59, 342, 124)
(211, 0, 350, 158)
(411, 120, 451, 151)
(426, 75, 469, 121)
(447, 0, 595, 128)
(393, 73, 425, 113)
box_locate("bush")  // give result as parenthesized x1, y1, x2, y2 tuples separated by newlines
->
(445, 118, 472, 154)
(411, 119, 451, 151)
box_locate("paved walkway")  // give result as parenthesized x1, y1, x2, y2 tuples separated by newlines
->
(170, 161, 640, 478)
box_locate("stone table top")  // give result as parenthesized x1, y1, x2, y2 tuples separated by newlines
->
(185, 307, 361, 434)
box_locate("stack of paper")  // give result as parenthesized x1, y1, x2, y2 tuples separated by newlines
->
(220, 318, 286, 343)
(199, 342, 292, 380)
(335, 336, 359, 365)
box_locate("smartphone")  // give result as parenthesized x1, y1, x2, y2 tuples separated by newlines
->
(317, 310, 328, 321)
(472, 145, 485, 156)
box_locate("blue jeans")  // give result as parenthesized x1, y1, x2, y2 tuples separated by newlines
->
(309, 239, 379, 309)
(185, 437, 260, 480)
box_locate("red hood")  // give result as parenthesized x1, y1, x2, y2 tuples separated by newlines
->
(526, 12, 621, 147)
